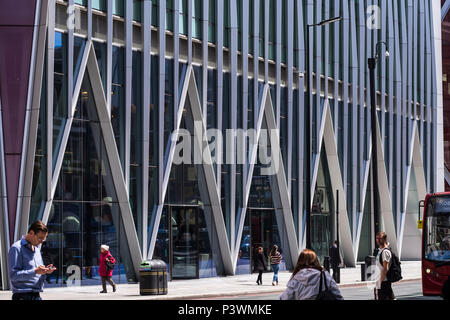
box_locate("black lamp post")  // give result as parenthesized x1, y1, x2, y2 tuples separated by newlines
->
(305, 16, 342, 250)
(368, 41, 389, 250)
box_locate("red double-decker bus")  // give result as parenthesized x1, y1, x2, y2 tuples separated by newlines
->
(420, 193, 450, 296)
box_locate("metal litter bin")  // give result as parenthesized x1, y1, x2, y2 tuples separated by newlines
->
(365, 255, 375, 281)
(361, 263, 367, 281)
(139, 259, 168, 295)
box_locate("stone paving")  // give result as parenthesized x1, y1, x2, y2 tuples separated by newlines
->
(0, 261, 421, 300)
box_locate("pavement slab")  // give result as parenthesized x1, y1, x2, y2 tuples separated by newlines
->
(0, 261, 421, 300)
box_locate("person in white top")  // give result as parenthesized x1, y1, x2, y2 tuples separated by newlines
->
(375, 231, 395, 300)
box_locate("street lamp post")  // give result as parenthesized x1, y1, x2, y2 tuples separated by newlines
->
(368, 41, 389, 250)
(305, 16, 342, 250)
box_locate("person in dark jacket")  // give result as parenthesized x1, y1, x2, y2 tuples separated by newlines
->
(442, 276, 450, 301)
(329, 240, 342, 282)
(254, 246, 267, 285)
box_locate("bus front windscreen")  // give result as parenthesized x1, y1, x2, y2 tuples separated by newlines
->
(424, 197, 450, 262)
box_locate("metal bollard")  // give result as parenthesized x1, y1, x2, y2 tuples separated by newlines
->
(336, 267, 341, 283)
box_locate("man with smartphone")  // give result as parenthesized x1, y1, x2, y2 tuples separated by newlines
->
(8, 221, 57, 300)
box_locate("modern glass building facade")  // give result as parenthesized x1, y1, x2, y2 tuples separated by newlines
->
(0, 0, 443, 289)
(442, 0, 450, 191)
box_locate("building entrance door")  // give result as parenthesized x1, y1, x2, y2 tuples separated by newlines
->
(311, 188, 331, 264)
(250, 209, 275, 273)
(170, 206, 199, 279)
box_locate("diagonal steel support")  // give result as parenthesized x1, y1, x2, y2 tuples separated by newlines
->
(234, 85, 299, 270)
(147, 66, 233, 275)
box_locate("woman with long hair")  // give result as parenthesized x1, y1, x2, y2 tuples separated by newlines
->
(269, 245, 282, 286)
(280, 249, 343, 300)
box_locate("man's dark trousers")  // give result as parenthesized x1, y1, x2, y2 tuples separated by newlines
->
(12, 292, 41, 300)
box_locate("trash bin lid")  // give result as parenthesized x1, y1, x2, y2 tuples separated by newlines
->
(139, 259, 167, 271)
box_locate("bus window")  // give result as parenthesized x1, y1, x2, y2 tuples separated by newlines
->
(424, 198, 450, 262)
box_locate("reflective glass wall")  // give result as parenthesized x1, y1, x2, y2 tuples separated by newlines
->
(44, 74, 135, 286)
(20, 1, 439, 289)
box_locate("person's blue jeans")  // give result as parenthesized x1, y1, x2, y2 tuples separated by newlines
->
(271, 264, 280, 283)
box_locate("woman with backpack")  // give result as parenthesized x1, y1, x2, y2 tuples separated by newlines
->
(99, 244, 117, 293)
(280, 249, 343, 300)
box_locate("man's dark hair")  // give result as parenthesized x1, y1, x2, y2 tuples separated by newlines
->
(376, 231, 388, 242)
(28, 221, 48, 234)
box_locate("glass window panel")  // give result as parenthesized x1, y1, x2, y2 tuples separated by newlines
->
(75, 0, 87, 6)
(73, 36, 86, 89)
(131, 51, 142, 165)
(31, 51, 47, 223)
(93, 41, 107, 91)
(236, 209, 250, 275)
(164, 59, 174, 159)
(207, 68, 217, 131)
(92, 0, 106, 12)
(49, 72, 137, 287)
(198, 207, 218, 278)
(113, 0, 124, 17)
(149, 55, 159, 166)
(53, 32, 68, 172)
(111, 46, 125, 169)
(133, 0, 142, 22)
(152, 206, 170, 267)
(192, 0, 202, 39)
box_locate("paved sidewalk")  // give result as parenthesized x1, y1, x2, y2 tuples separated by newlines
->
(0, 261, 421, 300)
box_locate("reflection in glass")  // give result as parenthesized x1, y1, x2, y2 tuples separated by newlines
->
(111, 46, 125, 169)
(249, 210, 286, 274)
(164, 59, 174, 160)
(53, 32, 68, 171)
(31, 51, 47, 222)
(73, 36, 86, 86)
(236, 212, 250, 275)
(424, 197, 450, 262)
(171, 207, 198, 279)
(198, 207, 218, 278)
(46, 73, 136, 287)
(311, 145, 334, 264)
(93, 41, 107, 91)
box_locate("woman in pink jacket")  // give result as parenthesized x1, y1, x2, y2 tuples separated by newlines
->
(99, 244, 116, 293)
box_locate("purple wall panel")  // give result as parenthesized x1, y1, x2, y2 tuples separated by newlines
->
(0, 0, 37, 26)
(0, 27, 33, 154)
(0, 0, 37, 244)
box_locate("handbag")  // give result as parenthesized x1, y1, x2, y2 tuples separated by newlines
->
(105, 257, 115, 271)
(316, 270, 338, 300)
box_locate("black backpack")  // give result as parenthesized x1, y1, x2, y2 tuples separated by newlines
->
(379, 248, 402, 283)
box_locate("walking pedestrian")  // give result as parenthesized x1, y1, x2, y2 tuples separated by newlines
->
(280, 249, 343, 300)
(269, 245, 282, 286)
(254, 246, 267, 285)
(329, 240, 342, 282)
(375, 231, 395, 300)
(99, 244, 117, 293)
(8, 221, 57, 300)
